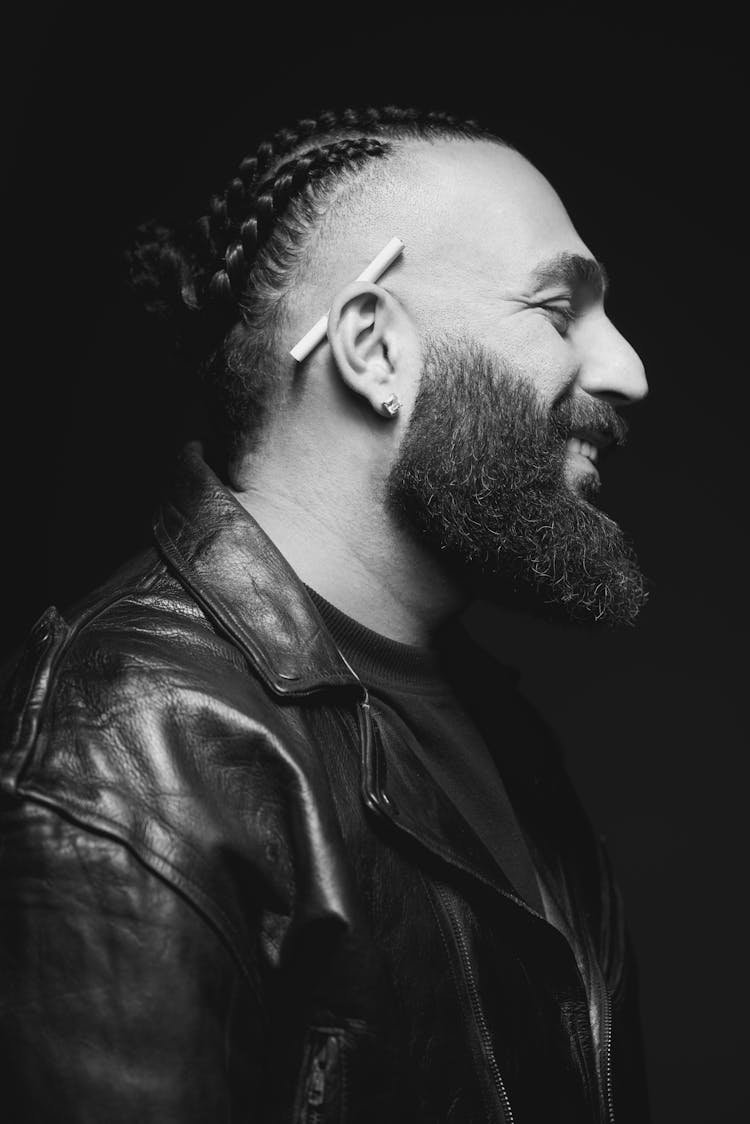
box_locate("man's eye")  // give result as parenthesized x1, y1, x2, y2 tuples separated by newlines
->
(544, 304, 577, 335)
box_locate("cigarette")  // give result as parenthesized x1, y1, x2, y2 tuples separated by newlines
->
(290, 236, 405, 362)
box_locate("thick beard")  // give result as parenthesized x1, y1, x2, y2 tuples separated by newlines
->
(385, 335, 648, 627)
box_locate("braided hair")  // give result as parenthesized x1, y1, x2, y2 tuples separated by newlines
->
(128, 106, 498, 461)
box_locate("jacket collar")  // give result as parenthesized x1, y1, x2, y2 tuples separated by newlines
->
(153, 442, 359, 696)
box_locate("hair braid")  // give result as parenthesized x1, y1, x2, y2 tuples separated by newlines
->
(130, 106, 486, 320)
(207, 137, 389, 305)
(126, 104, 499, 459)
(189, 109, 483, 311)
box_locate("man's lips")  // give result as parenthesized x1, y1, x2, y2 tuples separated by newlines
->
(567, 435, 600, 466)
(568, 426, 615, 453)
(564, 425, 620, 471)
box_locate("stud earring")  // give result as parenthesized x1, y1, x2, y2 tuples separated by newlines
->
(381, 393, 401, 418)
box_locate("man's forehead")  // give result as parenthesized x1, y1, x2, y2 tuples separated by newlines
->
(303, 139, 595, 308)
(394, 140, 594, 290)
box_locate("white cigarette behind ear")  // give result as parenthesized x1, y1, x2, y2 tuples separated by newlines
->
(289, 236, 405, 363)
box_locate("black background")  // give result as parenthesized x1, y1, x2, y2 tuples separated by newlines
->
(2, 4, 747, 1120)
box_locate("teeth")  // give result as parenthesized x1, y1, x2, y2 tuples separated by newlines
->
(567, 437, 599, 463)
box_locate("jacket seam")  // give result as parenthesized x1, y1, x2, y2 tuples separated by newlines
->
(63, 554, 167, 639)
(10, 785, 257, 988)
(2, 606, 61, 774)
(12, 556, 167, 786)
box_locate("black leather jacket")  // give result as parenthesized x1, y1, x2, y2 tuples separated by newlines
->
(0, 444, 650, 1123)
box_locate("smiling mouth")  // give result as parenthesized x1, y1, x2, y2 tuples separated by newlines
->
(566, 436, 600, 466)
(564, 426, 616, 471)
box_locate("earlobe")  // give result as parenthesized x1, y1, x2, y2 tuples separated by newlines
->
(327, 281, 412, 419)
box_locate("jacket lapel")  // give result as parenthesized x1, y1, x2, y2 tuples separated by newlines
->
(361, 697, 545, 914)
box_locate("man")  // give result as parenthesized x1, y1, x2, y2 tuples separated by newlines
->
(0, 107, 650, 1121)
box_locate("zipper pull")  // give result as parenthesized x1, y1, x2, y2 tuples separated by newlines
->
(307, 1044, 328, 1108)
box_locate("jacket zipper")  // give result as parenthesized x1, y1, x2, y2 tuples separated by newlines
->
(356, 689, 612, 1123)
(435, 885, 515, 1124)
(309, 1046, 327, 1107)
(540, 873, 616, 1124)
(585, 953, 615, 1124)
(601, 987, 615, 1124)
(299, 1036, 330, 1124)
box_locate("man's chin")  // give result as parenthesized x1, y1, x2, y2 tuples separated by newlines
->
(449, 518, 648, 629)
(565, 464, 603, 502)
(465, 566, 648, 629)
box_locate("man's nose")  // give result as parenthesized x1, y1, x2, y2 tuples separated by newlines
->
(576, 316, 649, 407)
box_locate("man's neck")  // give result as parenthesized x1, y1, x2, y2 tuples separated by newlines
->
(230, 456, 466, 648)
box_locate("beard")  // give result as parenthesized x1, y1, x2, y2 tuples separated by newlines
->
(385, 335, 648, 627)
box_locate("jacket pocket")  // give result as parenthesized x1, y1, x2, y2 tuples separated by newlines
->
(294, 1026, 350, 1124)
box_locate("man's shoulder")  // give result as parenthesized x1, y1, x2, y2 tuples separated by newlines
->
(0, 546, 292, 806)
(0, 547, 330, 947)
(54, 545, 253, 685)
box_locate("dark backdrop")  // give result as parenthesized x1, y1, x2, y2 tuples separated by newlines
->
(2, 5, 747, 1121)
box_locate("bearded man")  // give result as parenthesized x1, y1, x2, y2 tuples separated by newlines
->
(0, 107, 650, 1123)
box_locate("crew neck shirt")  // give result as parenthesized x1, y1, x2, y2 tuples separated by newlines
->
(307, 588, 544, 915)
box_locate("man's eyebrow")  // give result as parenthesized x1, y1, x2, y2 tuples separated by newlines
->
(529, 252, 609, 298)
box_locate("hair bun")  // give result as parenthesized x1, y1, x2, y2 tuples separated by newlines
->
(125, 221, 202, 318)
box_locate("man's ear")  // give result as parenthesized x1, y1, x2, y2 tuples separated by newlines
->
(327, 281, 417, 418)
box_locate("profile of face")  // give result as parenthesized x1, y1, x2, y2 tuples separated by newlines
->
(380, 143, 650, 626)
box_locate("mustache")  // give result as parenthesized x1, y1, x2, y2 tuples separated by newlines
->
(551, 395, 629, 447)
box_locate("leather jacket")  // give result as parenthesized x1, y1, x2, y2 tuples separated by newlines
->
(0, 443, 650, 1123)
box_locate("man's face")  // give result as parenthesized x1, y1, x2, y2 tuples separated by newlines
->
(386, 334, 647, 625)
(381, 142, 649, 625)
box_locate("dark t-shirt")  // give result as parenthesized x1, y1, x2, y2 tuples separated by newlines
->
(307, 589, 543, 915)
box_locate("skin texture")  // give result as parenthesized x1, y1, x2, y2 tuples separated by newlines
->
(231, 140, 648, 645)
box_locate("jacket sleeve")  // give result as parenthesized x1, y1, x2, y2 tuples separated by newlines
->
(0, 795, 263, 1123)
